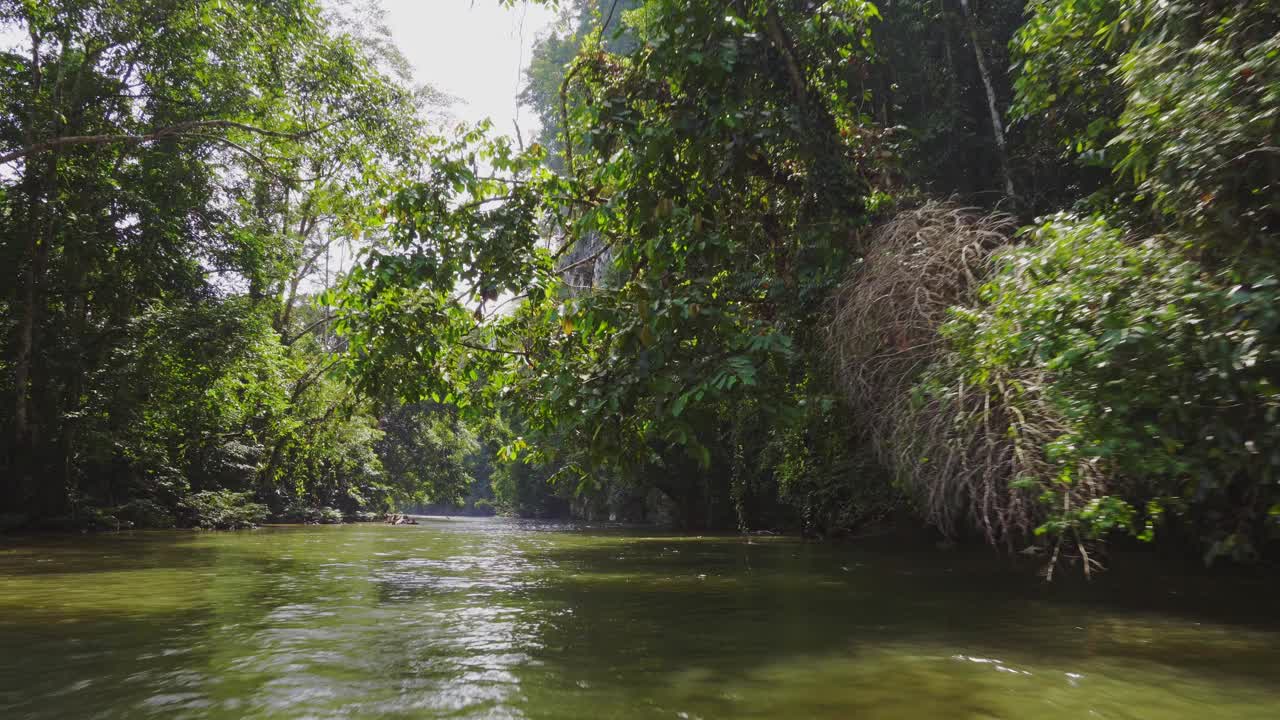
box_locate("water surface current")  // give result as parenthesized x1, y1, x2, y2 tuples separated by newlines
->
(2, 519, 1278, 718)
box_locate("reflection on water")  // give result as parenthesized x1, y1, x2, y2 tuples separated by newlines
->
(1, 518, 1278, 719)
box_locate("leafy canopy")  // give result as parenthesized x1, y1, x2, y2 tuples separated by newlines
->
(336, 0, 888, 485)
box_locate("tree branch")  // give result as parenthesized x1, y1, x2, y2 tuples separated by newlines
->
(761, 7, 809, 106)
(600, 0, 623, 40)
(290, 355, 345, 403)
(959, 0, 1017, 201)
(557, 235, 615, 277)
(559, 59, 587, 179)
(183, 132, 294, 181)
(456, 340, 528, 357)
(0, 119, 323, 165)
(283, 314, 337, 347)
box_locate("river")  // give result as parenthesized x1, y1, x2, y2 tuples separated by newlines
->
(1, 518, 1278, 719)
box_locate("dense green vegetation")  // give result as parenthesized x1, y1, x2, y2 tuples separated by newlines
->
(0, 0, 480, 529)
(3, 0, 1277, 576)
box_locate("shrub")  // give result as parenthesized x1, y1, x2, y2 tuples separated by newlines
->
(940, 214, 1280, 568)
(114, 499, 177, 529)
(281, 502, 345, 525)
(180, 490, 269, 530)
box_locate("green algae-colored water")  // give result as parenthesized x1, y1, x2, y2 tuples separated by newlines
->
(2, 518, 1278, 719)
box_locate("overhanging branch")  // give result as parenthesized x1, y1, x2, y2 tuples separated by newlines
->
(0, 119, 325, 165)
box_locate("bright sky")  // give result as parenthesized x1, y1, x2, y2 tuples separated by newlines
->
(0, 2, 560, 137)
(382, 0, 559, 139)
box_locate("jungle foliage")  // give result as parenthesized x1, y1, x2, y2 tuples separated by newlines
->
(337, 0, 893, 532)
(337, 0, 1278, 573)
(3, 0, 1277, 576)
(0, 0, 477, 529)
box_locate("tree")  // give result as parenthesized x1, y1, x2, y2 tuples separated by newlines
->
(0, 0, 445, 526)
(337, 0, 888, 529)
(1013, 0, 1279, 253)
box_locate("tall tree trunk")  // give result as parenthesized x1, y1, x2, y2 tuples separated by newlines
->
(11, 238, 37, 511)
(12, 198, 56, 515)
(57, 259, 91, 517)
(9, 27, 43, 513)
(13, 239, 36, 451)
(959, 0, 1016, 202)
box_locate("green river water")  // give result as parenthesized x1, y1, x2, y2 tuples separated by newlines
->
(2, 518, 1278, 719)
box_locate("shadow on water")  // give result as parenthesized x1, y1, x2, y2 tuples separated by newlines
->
(0, 530, 219, 577)
(494, 532, 1280, 719)
(517, 534, 1280, 683)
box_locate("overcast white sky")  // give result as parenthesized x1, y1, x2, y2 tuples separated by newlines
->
(383, 0, 559, 138)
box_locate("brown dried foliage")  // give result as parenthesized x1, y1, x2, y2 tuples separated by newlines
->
(826, 201, 1107, 559)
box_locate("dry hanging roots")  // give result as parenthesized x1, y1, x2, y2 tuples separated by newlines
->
(825, 201, 1106, 554)
(826, 200, 1015, 413)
